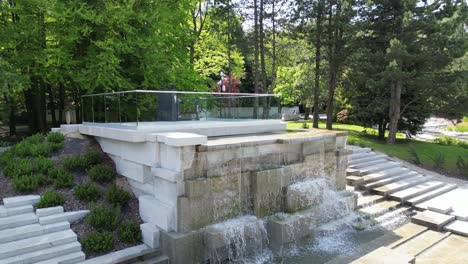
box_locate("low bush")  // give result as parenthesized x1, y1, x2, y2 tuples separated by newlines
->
(34, 157, 54, 174)
(75, 184, 101, 202)
(88, 164, 115, 183)
(52, 170, 74, 188)
(83, 150, 102, 168)
(0, 149, 15, 167)
(23, 134, 46, 144)
(82, 231, 114, 253)
(47, 132, 65, 143)
(117, 222, 141, 243)
(14, 140, 53, 157)
(106, 185, 131, 207)
(86, 205, 121, 230)
(4, 158, 34, 178)
(431, 152, 446, 169)
(36, 191, 65, 208)
(407, 146, 421, 165)
(12, 175, 39, 193)
(456, 156, 467, 175)
(62, 155, 87, 171)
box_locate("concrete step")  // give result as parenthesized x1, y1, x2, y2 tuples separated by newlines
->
(393, 230, 450, 257)
(389, 181, 446, 202)
(0, 205, 34, 218)
(358, 200, 401, 218)
(350, 147, 372, 154)
(0, 213, 38, 231)
(363, 171, 418, 190)
(349, 154, 387, 165)
(134, 255, 170, 264)
(357, 194, 385, 209)
(33, 251, 85, 264)
(411, 210, 455, 230)
(374, 206, 411, 223)
(36, 206, 64, 217)
(388, 222, 429, 249)
(0, 230, 77, 259)
(349, 158, 389, 169)
(373, 175, 430, 196)
(39, 210, 89, 225)
(444, 220, 468, 237)
(0, 242, 81, 264)
(346, 176, 363, 187)
(349, 246, 414, 264)
(346, 168, 360, 176)
(0, 221, 69, 245)
(358, 162, 400, 176)
(361, 168, 412, 185)
(3, 195, 40, 209)
(407, 184, 458, 205)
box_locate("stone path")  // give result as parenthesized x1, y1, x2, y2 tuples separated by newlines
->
(343, 146, 468, 263)
(0, 195, 167, 264)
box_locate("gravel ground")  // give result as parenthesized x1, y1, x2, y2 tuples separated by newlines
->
(0, 135, 143, 259)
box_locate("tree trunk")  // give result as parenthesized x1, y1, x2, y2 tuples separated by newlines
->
(4, 92, 16, 136)
(313, 3, 323, 129)
(326, 72, 337, 130)
(253, 0, 260, 118)
(58, 83, 65, 124)
(387, 79, 401, 144)
(47, 83, 58, 127)
(378, 119, 386, 140)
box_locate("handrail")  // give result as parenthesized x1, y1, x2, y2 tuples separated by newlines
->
(82, 89, 277, 97)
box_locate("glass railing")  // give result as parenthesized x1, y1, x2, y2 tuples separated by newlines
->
(81, 90, 281, 126)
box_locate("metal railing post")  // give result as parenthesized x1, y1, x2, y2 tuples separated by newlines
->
(91, 96, 95, 122)
(118, 93, 121, 123)
(104, 95, 107, 123)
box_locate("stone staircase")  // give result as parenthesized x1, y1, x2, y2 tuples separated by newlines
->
(347, 146, 468, 238)
(0, 195, 168, 264)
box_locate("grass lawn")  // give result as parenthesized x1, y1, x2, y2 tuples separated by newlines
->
(287, 121, 468, 176)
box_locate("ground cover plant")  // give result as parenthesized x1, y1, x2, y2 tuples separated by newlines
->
(0, 133, 142, 257)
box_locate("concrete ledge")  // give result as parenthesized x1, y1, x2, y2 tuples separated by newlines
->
(78, 244, 155, 264)
(3, 195, 40, 208)
(156, 132, 207, 147)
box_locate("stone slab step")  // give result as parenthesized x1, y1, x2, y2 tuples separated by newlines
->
(358, 200, 401, 218)
(357, 194, 385, 209)
(78, 244, 154, 264)
(350, 152, 375, 160)
(0, 242, 82, 264)
(428, 202, 453, 214)
(134, 255, 170, 264)
(373, 175, 430, 196)
(350, 246, 414, 264)
(3, 195, 40, 209)
(349, 158, 389, 169)
(349, 154, 387, 165)
(39, 210, 89, 225)
(388, 222, 429, 249)
(0, 230, 77, 259)
(33, 251, 85, 264)
(350, 147, 372, 154)
(346, 168, 360, 176)
(393, 230, 450, 257)
(415, 234, 468, 264)
(346, 176, 363, 186)
(411, 210, 455, 230)
(389, 181, 446, 202)
(451, 210, 468, 221)
(363, 171, 418, 190)
(0, 221, 69, 245)
(407, 184, 457, 205)
(358, 162, 400, 176)
(361, 168, 413, 186)
(374, 206, 411, 223)
(0, 213, 38, 231)
(0, 205, 34, 218)
(36, 206, 64, 217)
(444, 220, 468, 237)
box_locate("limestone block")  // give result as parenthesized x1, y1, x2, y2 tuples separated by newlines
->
(98, 138, 159, 167)
(336, 134, 347, 149)
(185, 178, 211, 198)
(152, 168, 179, 183)
(36, 206, 64, 217)
(38, 210, 89, 225)
(286, 179, 327, 213)
(80, 125, 147, 142)
(302, 138, 326, 156)
(153, 177, 178, 206)
(3, 195, 40, 208)
(159, 144, 182, 171)
(111, 156, 152, 183)
(140, 195, 177, 232)
(156, 132, 207, 147)
(127, 178, 155, 198)
(267, 213, 316, 249)
(252, 169, 283, 217)
(0, 205, 33, 217)
(141, 223, 161, 249)
(161, 230, 204, 264)
(78, 244, 154, 264)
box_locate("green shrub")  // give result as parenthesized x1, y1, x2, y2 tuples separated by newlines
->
(106, 185, 131, 207)
(82, 231, 114, 253)
(36, 191, 65, 208)
(0, 149, 15, 167)
(86, 205, 121, 230)
(53, 170, 74, 188)
(62, 155, 87, 171)
(88, 165, 115, 183)
(49, 142, 65, 151)
(407, 146, 421, 165)
(456, 156, 467, 175)
(12, 175, 40, 193)
(75, 184, 101, 202)
(34, 157, 54, 174)
(23, 134, 45, 144)
(117, 222, 141, 243)
(458, 140, 468, 149)
(431, 152, 446, 169)
(47, 132, 65, 143)
(4, 158, 34, 178)
(83, 151, 102, 168)
(36, 174, 50, 186)
(14, 140, 53, 157)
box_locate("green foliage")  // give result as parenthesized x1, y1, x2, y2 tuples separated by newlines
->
(433, 136, 468, 149)
(88, 165, 116, 183)
(74, 184, 101, 202)
(12, 175, 40, 193)
(62, 155, 87, 171)
(4, 158, 34, 178)
(456, 156, 467, 175)
(0, 149, 15, 167)
(117, 222, 141, 243)
(52, 170, 74, 188)
(86, 205, 121, 231)
(430, 152, 446, 169)
(81, 231, 114, 253)
(14, 140, 53, 158)
(302, 121, 309, 129)
(33, 157, 54, 174)
(37, 191, 65, 208)
(83, 151, 103, 168)
(105, 185, 131, 207)
(23, 134, 46, 145)
(47, 132, 65, 143)
(408, 146, 421, 165)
